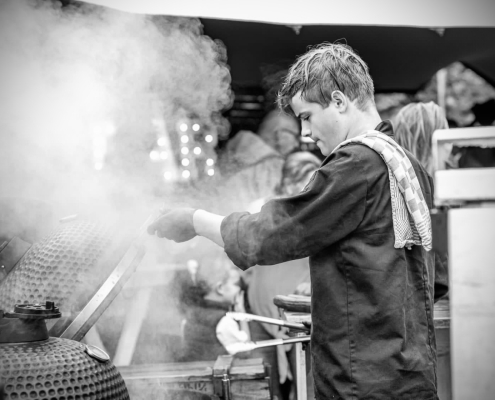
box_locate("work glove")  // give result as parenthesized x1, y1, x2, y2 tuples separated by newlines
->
(147, 208, 197, 243)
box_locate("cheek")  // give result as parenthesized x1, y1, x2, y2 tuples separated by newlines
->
(315, 117, 332, 135)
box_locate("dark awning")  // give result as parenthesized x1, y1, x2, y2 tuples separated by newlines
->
(200, 20, 495, 91)
(85, 0, 495, 90)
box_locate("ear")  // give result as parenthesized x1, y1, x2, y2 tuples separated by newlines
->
(331, 90, 348, 112)
(215, 281, 225, 296)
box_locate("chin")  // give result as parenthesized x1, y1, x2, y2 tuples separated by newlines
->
(318, 143, 330, 156)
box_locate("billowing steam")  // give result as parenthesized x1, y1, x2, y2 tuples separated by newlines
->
(0, 0, 232, 219)
(0, 0, 237, 373)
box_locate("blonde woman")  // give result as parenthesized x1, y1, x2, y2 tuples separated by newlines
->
(394, 101, 451, 301)
(394, 101, 458, 176)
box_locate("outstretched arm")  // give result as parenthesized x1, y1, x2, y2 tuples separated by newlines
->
(147, 207, 225, 247)
(193, 209, 225, 247)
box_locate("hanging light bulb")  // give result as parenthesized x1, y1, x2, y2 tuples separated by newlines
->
(150, 150, 159, 160)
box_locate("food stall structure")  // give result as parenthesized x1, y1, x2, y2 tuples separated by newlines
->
(432, 127, 495, 400)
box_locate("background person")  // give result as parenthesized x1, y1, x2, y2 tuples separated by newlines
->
(393, 101, 458, 176)
(215, 110, 301, 213)
(257, 109, 301, 157)
(177, 247, 250, 362)
(393, 101, 454, 301)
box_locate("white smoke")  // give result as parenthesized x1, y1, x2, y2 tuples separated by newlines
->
(0, 0, 233, 218)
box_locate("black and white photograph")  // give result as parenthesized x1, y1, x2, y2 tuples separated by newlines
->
(0, 1, 494, 399)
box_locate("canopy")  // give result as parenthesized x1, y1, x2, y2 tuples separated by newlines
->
(84, 1, 495, 28)
(83, 1, 495, 90)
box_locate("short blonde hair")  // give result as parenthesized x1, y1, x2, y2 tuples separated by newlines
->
(393, 102, 448, 176)
(277, 43, 375, 113)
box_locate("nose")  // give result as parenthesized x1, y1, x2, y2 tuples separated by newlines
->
(301, 121, 311, 138)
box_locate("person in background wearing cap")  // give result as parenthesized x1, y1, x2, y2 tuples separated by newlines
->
(148, 43, 438, 400)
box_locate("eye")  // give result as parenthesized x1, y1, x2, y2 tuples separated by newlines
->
(300, 115, 310, 122)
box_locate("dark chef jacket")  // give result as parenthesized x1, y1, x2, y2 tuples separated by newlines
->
(220, 121, 438, 400)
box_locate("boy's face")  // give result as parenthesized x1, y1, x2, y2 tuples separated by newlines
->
(290, 91, 347, 156)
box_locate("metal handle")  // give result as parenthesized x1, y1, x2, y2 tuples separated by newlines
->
(229, 335, 311, 353)
(227, 312, 308, 331)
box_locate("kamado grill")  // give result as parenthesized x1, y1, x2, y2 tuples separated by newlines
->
(0, 213, 150, 400)
(0, 302, 128, 400)
(0, 208, 304, 400)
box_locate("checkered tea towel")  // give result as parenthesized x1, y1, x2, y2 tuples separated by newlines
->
(333, 130, 432, 251)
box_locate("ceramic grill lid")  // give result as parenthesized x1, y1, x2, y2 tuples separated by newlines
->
(0, 215, 148, 340)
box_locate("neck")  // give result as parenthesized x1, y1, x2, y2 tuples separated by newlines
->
(346, 106, 382, 140)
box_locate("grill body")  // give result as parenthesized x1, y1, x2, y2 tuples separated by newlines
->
(0, 338, 129, 400)
(0, 303, 130, 400)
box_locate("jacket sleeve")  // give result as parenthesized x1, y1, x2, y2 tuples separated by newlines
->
(221, 145, 368, 270)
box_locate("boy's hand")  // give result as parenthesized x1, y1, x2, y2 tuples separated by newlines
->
(147, 208, 196, 242)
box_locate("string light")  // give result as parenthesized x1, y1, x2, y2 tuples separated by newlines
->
(160, 151, 168, 160)
(192, 123, 200, 132)
(205, 135, 213, 143)
(179, 123, 188, 132)
(181, 147, 189, 155)
(181, 135, 189, 143)
(94, 162, 103, 170)
(150, 150, 159, 160)
(157, 137, 167, 146)
(164, 171, 172, 180)
(207, 169, 215, 176)
(182, 158, 190, 167)
(182, 170, 191, 179)
(193, 147, 201, 155)
(206, 158, 214, 166)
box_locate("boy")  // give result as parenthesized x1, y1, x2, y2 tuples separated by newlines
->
(149, 43, 438, 400)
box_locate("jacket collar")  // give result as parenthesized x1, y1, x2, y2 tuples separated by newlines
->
(375, 120, 394, 137)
